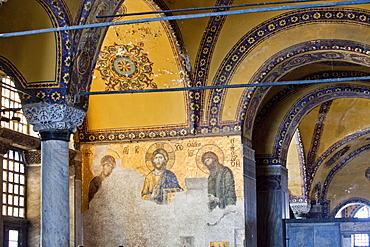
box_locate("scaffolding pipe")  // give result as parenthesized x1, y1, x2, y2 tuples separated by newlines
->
(97, 0, 325, 18)
(1, 0, 370, 38)
(78, 76, 370, 96)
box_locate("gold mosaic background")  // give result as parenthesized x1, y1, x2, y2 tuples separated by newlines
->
(81, 135, 243, 211)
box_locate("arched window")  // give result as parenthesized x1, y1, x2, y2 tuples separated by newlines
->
(336, 203, 370, 247)
(0, 75, 37, 137)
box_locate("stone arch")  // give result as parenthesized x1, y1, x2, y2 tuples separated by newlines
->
(331, 197, 370, 218)
(245, 39, 370, 152)
(244, 40, 370, 246)
(271, 85, 370, 164)
(206, 7, 370, 131)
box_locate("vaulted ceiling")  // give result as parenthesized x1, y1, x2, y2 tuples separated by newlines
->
(1, 0, 370, 216)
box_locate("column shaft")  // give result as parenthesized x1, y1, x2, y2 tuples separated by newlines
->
(22, 103, 86, 246)
(41, 140, 70, 246)
(256, 164, 288, 247)
(243, 144, 257, 247)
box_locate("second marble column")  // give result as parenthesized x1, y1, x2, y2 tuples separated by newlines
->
(40, 131, 71, 246)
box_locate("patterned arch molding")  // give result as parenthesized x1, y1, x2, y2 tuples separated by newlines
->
(325, 196, 370, 218)
(68, 0, 125, 108)
(272, 85, 370, 162)
(307, 128, 370, 191)
(304, 101, 332, 172)
(205, 7, 370, 132)
(243, 39, 370, 140)
(192, 0, 234, 130)
(21, 0, 74, 104)
(251, 71, 369, 139)
(319, 143, 370, 210)
(295, 129, 309, 197)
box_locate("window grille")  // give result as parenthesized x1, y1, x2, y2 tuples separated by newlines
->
(2, 149, 26, 218)
(354, 206, 370, 247)
(0, 76, 37, 137)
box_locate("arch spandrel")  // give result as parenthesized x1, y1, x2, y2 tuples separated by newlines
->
(0, 0, 56, 85)
(221, 22, 370, 124)
(241, 36, 370, 156)
(86, 0, 189, 131)
(323, 146, 370, 215)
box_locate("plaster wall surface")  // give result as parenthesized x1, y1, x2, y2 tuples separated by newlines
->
(82, 136, 245, 247)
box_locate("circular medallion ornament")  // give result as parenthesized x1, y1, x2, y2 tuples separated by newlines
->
(111, 56, 137, 78)
(96, 43, 156, 91)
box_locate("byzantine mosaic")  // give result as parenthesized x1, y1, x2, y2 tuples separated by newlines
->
(81, 135, 245, 246)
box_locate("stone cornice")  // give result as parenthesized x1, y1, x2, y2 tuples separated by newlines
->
(0, 128, 40, 150)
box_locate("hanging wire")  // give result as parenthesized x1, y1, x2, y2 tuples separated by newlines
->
(78, 76, 370, 96)
(1, 0, 370, 38)
(96, 0, 326, 18)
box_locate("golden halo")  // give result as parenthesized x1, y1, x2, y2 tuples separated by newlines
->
(145, 142, 175, 171)
(105, 149, 121, 161)
(195, 144, 224, 174)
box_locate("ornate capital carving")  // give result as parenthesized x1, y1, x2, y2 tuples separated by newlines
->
(289, 197, 311, 219)
(24, 150, 41, 165)
(23, 103, 86, 133)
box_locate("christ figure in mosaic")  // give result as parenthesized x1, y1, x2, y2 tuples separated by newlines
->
(141, 148, 183, 204)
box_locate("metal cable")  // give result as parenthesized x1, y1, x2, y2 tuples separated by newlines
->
(1, 0, 369, 38)
(78, 76, 370, 96)
(96, 0, 326, 18)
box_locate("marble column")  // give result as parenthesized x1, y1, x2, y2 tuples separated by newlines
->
(242, 142, 257, 247)
(23, 103, 85, 247)
(256, 163, 288, 247)
(0, 138, 12, 245)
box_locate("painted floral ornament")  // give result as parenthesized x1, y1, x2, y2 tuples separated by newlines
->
(96, 42, 157, 91)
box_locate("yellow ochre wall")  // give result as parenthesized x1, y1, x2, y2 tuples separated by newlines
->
(0, 0, 57, 85)
(87, 0, 187, 130)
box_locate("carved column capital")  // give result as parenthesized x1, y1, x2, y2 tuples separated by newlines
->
(24, 150, 42, 165)
(0, 137, 12, 155)
(23, 103, 86, 141)
(289, 197, 311, 219)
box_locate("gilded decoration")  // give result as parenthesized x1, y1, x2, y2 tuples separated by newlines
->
(96, 43, 156, 91)
(81, 136, 243, 212)
(80, 8, 370, 143)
